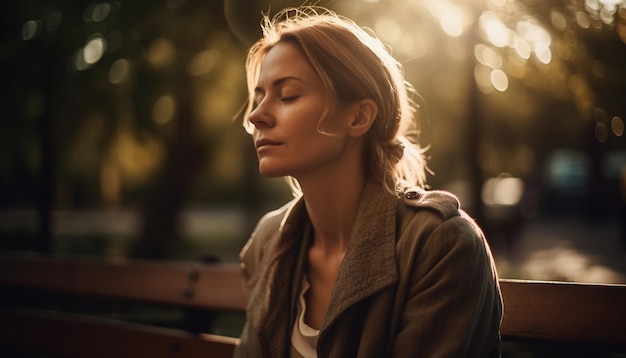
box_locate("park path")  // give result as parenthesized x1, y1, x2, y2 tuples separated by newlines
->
(492, 217, 626, 284)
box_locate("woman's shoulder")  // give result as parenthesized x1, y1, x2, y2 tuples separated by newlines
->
(239, 198, 301, 281)
(397, 187, 495, 277)
(400, 187, 461, 220)
(397, 187, 486, 251)
(254, 200, 297, 233)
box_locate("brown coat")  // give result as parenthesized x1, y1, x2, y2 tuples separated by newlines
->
(234, 182, 502, 357)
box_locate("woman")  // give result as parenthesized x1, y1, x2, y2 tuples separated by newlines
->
(235, 6, 502, 357)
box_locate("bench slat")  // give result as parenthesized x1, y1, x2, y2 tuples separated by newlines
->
(0, 255, 246, 312)
(500, 279, 626, 350)
(0, 308, 237, 358)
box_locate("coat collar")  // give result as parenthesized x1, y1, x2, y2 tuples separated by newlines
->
(252, 181, 399, 356)
(281, 181, 398, 330)
(323, 180, 399, 329)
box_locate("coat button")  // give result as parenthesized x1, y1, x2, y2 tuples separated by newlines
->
(405, 190, 420, 200)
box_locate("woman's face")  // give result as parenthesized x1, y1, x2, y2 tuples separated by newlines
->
(249, 41, 354, 179)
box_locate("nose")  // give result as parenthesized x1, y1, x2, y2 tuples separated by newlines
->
(248, 100, 274, 129)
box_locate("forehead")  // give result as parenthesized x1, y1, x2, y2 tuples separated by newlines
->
(256, 41, 319, 86)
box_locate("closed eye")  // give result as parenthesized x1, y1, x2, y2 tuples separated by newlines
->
(280, 96, 299, 102)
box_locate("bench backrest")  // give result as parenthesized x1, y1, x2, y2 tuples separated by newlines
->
(0, 255, 246, 311)
(1, 254, 626, 357)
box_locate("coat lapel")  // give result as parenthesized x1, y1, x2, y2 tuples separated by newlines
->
(322, 181, 399, 330)
(250, 182, 399, 355)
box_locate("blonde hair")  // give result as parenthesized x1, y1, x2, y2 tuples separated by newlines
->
(243, 6, 428, 196)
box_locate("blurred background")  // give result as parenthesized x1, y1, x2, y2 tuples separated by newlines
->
(1, 0, 625, 285)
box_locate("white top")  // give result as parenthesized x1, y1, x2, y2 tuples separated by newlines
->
(290, 276, 320, 358)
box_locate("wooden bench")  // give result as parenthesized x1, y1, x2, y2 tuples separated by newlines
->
(0, 254, 246, 357)
(1, 253, 625, 357)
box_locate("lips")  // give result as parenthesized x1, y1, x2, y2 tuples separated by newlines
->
(255, 138, 282, 150)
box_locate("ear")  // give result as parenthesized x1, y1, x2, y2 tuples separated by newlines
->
(346, 99, 377, 138)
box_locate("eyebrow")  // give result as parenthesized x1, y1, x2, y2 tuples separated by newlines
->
(254, 76, 306, 95)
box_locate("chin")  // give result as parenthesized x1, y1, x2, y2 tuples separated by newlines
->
(258, 165, 289, 178)
(257, 158, 294, 178)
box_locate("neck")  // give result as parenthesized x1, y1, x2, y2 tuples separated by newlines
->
(298, 168, 367, 255)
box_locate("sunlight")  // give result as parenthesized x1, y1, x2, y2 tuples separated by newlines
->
(576, 10, 592, 28)
(490, 68, 509, 91)
(587, 0, 625, 26)
(374, 17, 403, 44)
(479, 11, 511, 47)
(550, 10, 568, 31)
(71, 34, 107, 71)
(534, 43, 552, 64)
(474, 65, 494, 94)
(440, 11, 465, 37)
(517, 19, 551, 46)
(474, 44, 502, 69)
(397, 34, 427, 59)
(488, 0, 507, 8)
(83, 35, 106, 65)
(520, 242, 625, 283)
(482, 174, 524, 206)
(424, 1, 473, 37)
(517, 19, 552, 64)
(513, 36, 531, 60)
(477, 3, 552, 67)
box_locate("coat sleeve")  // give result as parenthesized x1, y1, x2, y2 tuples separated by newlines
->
(238, 204, 289, 290)
(233, 202, 295, 358)
(392, 212, 503, 357)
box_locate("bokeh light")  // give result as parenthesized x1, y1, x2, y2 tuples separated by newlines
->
(612, 116, 624, 136)
(84, 2, 111, 22)
(550, 10, 568, 31)
(188, 49, 221, 76)
(83, 35, 106, 65)
(147, 38, 176, 69)
(374, 17, 402, 44)
(21, 20, 42, 41)
(475, 64, 494, 94)
(482, 173, 525, 206)
(490, 68, 509, 91)
(108, 59, 130, 84)
(595, 122, 609, 143)
(424, 1, 473, 37)
(480, 11, 511, 48)
(474, 44, 502, 69)
(152, 95, 177, 125)
(513, 36, 531, 60)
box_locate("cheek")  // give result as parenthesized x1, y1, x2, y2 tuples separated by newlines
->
(285, 109, 323, 139)
(306, 133, 348, 160)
